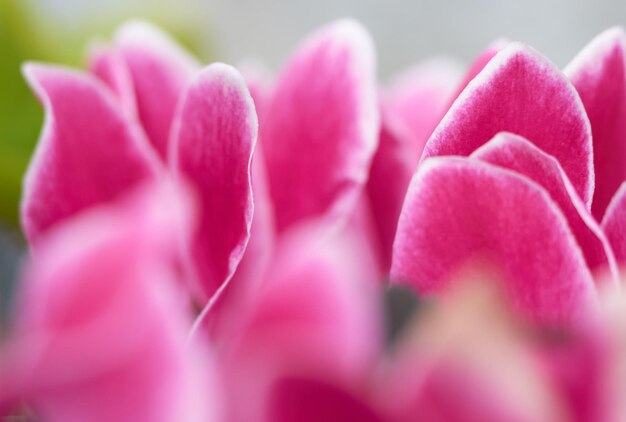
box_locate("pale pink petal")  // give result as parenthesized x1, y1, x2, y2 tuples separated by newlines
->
(3, 182, 212, 422)
(383, 281, 568, 422)
(21, 63, 160, 246)
(383, 58, 464, 146)
(267, 377, 384, 422)
(471, 132, 618, 283)
(565, 27, 626, 220)
(114, 20, 201, 160)
(391, 157, 598, 324)
(422, 44, 594, 205)
(217, 221, 382, 422)
(170, 63, 257, 301)
(601, 182, 626, 265)
(262, 19, 379, 232)
(88, 43, 137, 116)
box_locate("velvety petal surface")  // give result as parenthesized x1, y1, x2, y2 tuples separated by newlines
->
(262, 19, 379, 232)
(171, 63, 257, 301)
(565, 27, 626, 220)
(471, 132, 617, 282)
(3, 183, 211, 422)
(422, 43, 594, 205)
(21, 64, 160, 246)
(114, 20, 201, 160)
(391, 157, 598, 324)
(602, 182, 626, 265)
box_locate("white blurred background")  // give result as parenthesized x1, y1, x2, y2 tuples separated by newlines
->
(36, 0, 626, 77)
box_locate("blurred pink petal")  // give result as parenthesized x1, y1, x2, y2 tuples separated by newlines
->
(267, 377, 384, 422)
(88, 43, 137, 116)
(601, 182, 626, 265)
(566, 27, 626, 220)
(368, 59, 462, 270)
(391, 158, 598, 324)
(471, 132, 618, 282)
(262, 19, 379, 232)
(214, 222, 382, 421)
(3, 182, 212, 422)
(422, 43, 593, 205)
(21, 63, 160, 246)
(383, 280, 567, 422)
(114, 20, 201, 160)
(171, 63, 257, 301)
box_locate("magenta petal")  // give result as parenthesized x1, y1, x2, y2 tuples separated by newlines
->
(5, 182, 211, 422)
(471, 133, 618, 282)
(422, 44, 594, 205)
(268, 377, 383, 422)
(115, 20, 200, 160)
(21, 63, 160, 245)
(88, 43, 137, 116)
(566, 27, 626, 220)
(171, 63, 257, 301)
(391, 158, 598, 324)
(602, 183, 626, 266)
(262, 19, 379, 232)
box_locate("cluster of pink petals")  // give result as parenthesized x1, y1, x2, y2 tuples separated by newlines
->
(1, 17, 626, 421)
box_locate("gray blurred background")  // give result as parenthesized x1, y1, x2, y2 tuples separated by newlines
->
(36, 0, 626, 77)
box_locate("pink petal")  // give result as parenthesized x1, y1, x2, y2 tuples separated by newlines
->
(262, 19, 379, 232)
(21, 63, 160, 246)
(422, 44, 594, 205)
(4, 182, 212, 422)
(382, 58, 464, 146)
(601, 182, 626, 266)
(268, 377, 384, 422)
(390, 157, 598, 324)
(88, 43, 137, 116)
(114, 20, 200, 160)
(471, 132, 618, 282)
(367, 60, 462, 270)
(217, 222, 382, 421)
(170, 63, 257, 301)
(565, 27, 626, 220)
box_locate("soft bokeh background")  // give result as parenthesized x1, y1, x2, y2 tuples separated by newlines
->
(1, 0, 625, 304)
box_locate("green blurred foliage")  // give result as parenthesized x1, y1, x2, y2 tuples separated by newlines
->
(0, 0, 46, 229)
(0, 0, 207, 232)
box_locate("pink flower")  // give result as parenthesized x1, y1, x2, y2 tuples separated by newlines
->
(391, 28, 626, 325)
(21, 21, 258, 304)
(1, 182, 214, 421)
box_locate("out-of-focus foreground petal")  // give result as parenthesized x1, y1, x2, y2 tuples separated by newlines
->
(471, 132, 618, 282)
(382, 279, 568, 422)
(21, 64, 159, 246)
(113, 20, 201, 160)
(262, 19, 379, 232)
(566, 27, 626, 220)
(212, 221, 382, 422)
(422, 43, 594, 205)
(1, 182, 213, 422)
(171, 63, 257, 301)
(391, 158, 598, 324)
